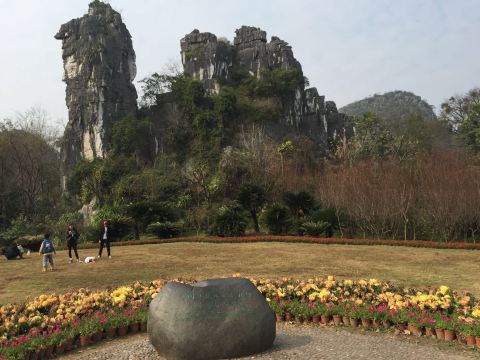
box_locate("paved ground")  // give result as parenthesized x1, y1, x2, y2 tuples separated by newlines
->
(60, 323, 480, 360)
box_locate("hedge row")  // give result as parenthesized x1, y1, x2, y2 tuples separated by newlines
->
(70, 236, 480, 251)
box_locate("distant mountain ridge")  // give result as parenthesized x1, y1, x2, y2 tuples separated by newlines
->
(340, 91, 437, 121)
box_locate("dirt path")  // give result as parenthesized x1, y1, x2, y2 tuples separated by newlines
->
(60, 323, 479, 360)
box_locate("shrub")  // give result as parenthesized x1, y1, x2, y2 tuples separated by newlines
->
(209, 201, 249, 237)
(91, 208, 134, 241)
(147, 221, 184, 238)
(263, 203, 292, 235)
(300, 221, 330, 237)
(307, 208, 337, 237)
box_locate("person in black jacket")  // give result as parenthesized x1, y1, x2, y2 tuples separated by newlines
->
(98, 220, 112, 259)
(67, 224, 80, 263)
(4, 243, 21, 260)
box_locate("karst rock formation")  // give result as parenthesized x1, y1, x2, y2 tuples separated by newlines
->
(180, 26, 353, 146)
(56, 2, 352, 173)
(55, 0, 138, 172)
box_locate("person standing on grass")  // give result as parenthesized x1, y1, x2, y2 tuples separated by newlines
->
(66, 224, 80, 263)
(39, 233, 56, 272)
(98, 220, 112, 259)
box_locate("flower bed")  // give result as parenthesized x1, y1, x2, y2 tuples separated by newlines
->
(2, 276, 480, 358)
(72, 235, 480, 251)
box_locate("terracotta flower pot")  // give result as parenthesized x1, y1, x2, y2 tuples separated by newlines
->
(26, 351, 38, 360)
(79, 334, 91, 347)
(361, 319, 372, 328)
(92, 331, 103, 343)
(64, 338, 74, 352)
(312, 315, 321, 323)
(44, 344, 54, 358)
(434, 328, 445, 340)
(129, 322, 140, 333)
(118, 325, 128, 336)
(321, 315, 330, 325)
(54, 343, 65, 356)
(349, 318, 359, 327)
(285, 312, 294, 321)
(106, 327, 117, 338)
(444, 329, 455, 341)
(276, 313, 285, 322)
(408, 324, 422, 337)
(342, 316, 350, 326)
(294, 315, 303, 323)
(333, 315, 341, 326)
(456, 333, 465, 344)
(425, 327, 435, 337)
(372, 319, 380, 328)
(466, 335, 476, 347)
(475, 336, 480, 346)
(140, 322, 148, 332)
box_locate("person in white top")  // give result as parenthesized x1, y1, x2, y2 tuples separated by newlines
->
(98, 219, 112, 259)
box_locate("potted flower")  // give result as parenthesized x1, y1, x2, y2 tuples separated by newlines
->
(137, 307, 148, 332)
(331, 303, 342, 326)
(347, 303, 359, 328)
(458, 319, 476, 347)
(116, 311, 130, 336)
(417, 314, 436, 337)
(284, 300, 294, 322)
(313, 302, 327, 324)
(303, 302, 315, 324)
(79, 318, 98, 347)
(270, 299, 285, 322)
(394, 308, 409, 332)
(370, 304, 388, 327)
(357, 304, 372, 328)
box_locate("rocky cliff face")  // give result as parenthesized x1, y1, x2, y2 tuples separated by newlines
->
(55, 0, 137, 170)
(180, 26, 352, 145)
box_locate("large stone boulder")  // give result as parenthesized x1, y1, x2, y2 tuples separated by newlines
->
(148, 277, 275, 359)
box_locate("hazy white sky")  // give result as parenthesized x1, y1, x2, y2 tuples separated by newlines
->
(0, 0, 479, 125)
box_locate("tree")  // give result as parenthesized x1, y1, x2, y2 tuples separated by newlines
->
(0, 124, 60, 227)
(238, 183, 267, 233)
(457, 104, 480, 153)
(283, 191, 316, 218)
(440, 87, 480, 130)
(110, 114, 154, 164)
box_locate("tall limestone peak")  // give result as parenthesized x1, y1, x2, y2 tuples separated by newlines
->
(55, 0, 138, 171)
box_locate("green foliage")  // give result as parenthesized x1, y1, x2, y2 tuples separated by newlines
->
(457, 104, 480, 153)
(283, 191, 316, 217)
(110, 114, 153, 160)
(255, 68, 305, 98)
(0, 215, 42, 247)
(91, 207, 134, 241)
(147, 221, 184, 238)
(67, 159, 100, 196)
(138, 72, 177, 107)
(238, 183, 267, 232)
(340, 90, 436, 122)
(122, 200, 178, 234)
(209, 201, 249, 236)
(263, 203, 292, 235)
(300, 220, 329, 236)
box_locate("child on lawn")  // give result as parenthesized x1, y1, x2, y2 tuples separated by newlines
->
(39, 233, 56, 272)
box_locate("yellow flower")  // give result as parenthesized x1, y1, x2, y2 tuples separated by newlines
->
(439, 286, 449, 295)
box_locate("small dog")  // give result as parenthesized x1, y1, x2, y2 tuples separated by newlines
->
(84, 256, 96, 263)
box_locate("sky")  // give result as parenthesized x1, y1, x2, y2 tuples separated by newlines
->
(0, 0, 479, 126)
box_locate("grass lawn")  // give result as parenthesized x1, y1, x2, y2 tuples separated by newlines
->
(1, 242, 479, 305)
